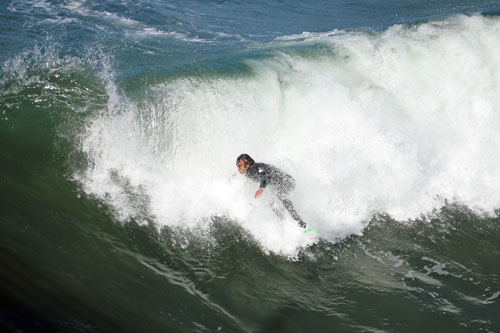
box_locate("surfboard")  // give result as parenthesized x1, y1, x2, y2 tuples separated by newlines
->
(304, 226, 319, 235)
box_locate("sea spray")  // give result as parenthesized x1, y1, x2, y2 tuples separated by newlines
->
(77, 15, 500, 255)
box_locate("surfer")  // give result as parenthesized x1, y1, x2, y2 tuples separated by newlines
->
(236, 154, 306, 228)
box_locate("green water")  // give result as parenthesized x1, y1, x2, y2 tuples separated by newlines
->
(1, 119, 499, 331)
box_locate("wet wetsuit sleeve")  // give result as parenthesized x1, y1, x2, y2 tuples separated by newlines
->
(257, 167, 268, 189)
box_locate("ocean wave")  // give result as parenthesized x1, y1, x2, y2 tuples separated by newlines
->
(74, 14, 500, 256)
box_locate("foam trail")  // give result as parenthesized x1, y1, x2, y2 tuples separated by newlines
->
(77, 15, 500, 255)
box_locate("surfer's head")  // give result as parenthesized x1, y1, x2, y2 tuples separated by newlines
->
(236, 154, 254, 174)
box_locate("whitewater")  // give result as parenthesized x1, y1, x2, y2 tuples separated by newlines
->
(75, 15, 500, 255)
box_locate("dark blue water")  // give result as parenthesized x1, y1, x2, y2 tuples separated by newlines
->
(2, 0, 500, 331)
(4, 0, 499, 70)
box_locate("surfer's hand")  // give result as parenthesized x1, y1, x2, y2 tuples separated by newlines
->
(254, 188, 264, 199)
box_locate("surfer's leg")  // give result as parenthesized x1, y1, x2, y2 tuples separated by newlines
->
(277, 193, 306, 228)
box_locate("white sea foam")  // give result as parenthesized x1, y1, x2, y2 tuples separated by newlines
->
(274, 29, 342, 42)
(42, 17, 78, 24)
(63, 0, 141, 27)
(77, 15, 500, 256)
(131, 28, 213, 43)
(61, 0, 213, 43)
(8, 0, 55, 15)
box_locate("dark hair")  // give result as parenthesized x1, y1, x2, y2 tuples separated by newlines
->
(236, 153, 254, 166)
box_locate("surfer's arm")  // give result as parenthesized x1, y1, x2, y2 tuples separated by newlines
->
(254, 188, 263, 198)
(254, 168, 268, 198)
(259, 172, 268, 189)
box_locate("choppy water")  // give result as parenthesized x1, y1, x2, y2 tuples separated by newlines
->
(1, 0, 500, 331)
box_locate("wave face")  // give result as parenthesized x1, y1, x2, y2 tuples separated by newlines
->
(1, 1, 500, 331)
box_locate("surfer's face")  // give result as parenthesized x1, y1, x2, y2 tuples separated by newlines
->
(237, 160, 250, 174)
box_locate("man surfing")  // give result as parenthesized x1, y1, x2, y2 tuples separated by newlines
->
(236, 154, 306, 228)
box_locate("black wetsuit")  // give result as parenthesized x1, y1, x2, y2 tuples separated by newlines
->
(245, 163, 306, 228)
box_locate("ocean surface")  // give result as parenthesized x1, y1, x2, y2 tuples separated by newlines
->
(2, 0, 500, 331)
